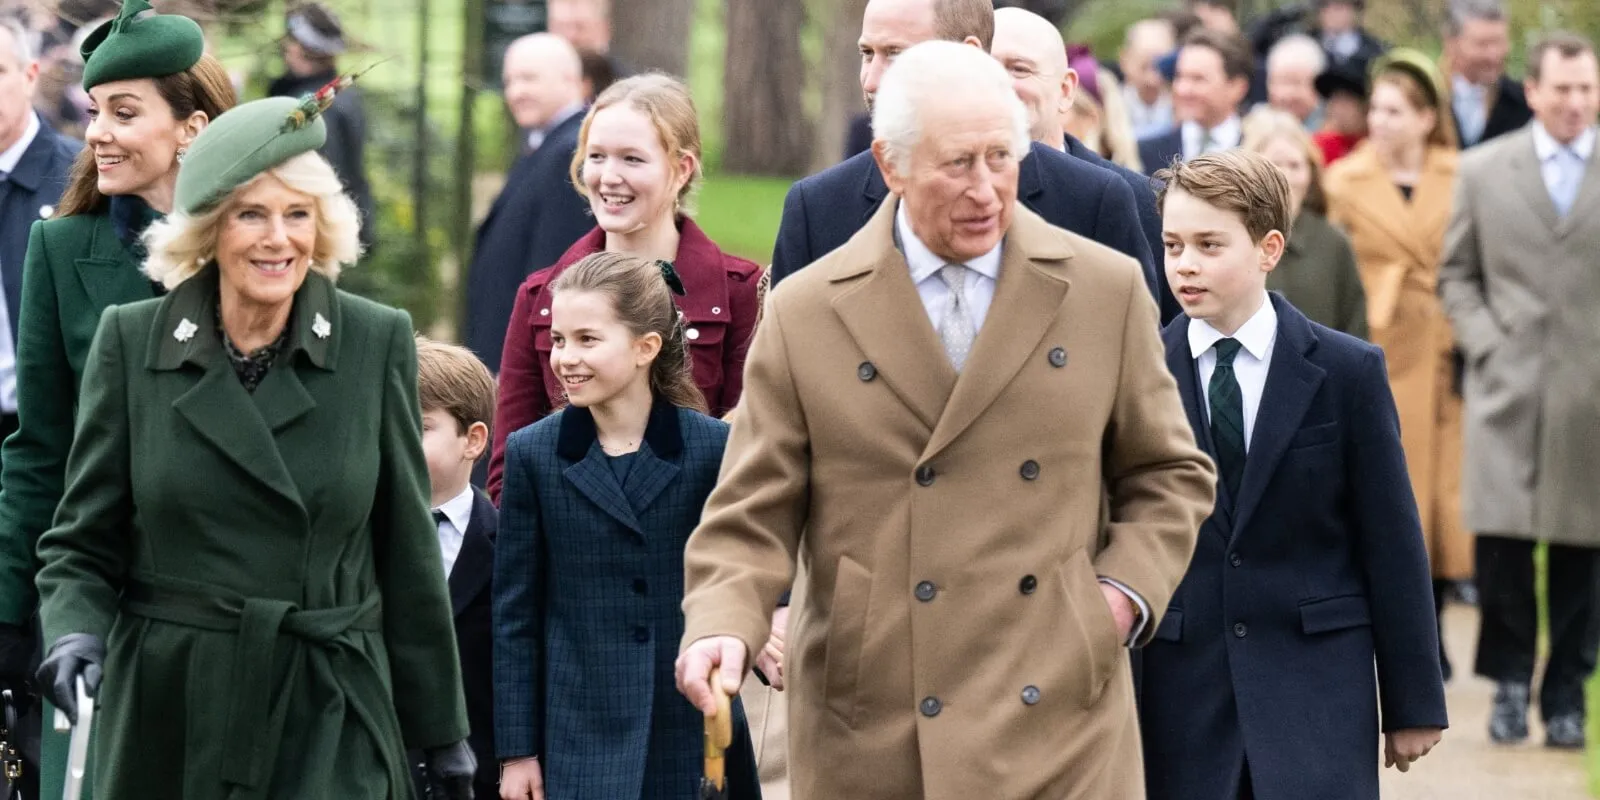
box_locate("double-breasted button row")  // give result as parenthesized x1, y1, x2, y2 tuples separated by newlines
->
(1048, 347, 1067, 367)
(915, 466, 936, 486)
(1233, 623, 1248, 638)
(1229, 553, 1242, 568)
(920, 696, 942, 717)
(1021, 685, 1041, 705)
(1020, 460, 1040, 480)
(858, 362, 877, 381)
(914, 581, 937, 602)
(1019, 575, 1038, 594)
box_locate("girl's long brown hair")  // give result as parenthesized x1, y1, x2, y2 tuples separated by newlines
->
(549, 252, 708, 414)
(56, 53, 238, 218)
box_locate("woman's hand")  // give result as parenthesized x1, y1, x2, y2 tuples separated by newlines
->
(35, 633, 103, 724)
(499, 756, 545, 800)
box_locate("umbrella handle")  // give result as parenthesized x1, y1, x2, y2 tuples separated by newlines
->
(703, 664, 734, 790)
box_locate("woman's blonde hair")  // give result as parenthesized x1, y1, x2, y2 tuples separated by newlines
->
(1091, 69, 1144, 174)
(1242, 106, 1329, 215)
(142, 151, 363, 289)
(569, 72, 703, 217)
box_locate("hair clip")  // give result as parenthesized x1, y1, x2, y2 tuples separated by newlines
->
(657, 260, 686, 296)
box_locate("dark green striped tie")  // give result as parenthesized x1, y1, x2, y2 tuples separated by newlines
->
(1209, 338, 1246, 501)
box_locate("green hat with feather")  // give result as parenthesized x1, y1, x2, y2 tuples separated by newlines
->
(80, 0, 206, 90)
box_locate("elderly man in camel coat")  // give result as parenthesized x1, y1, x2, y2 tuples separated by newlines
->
(675, 41, 1216, 799)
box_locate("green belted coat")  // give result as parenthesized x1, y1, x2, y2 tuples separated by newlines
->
(35, 267, 469, 799)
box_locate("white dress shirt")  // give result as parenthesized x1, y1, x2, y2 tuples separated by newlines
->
(1452, 73, 1488, 147)
(1532, 120, 1596, 200)
(0, 113, 40, 414)
(1188, 293, 1279, 451)
(1123, 84, 1174, 139)
(1181, 116, 1243, 162)
(896, 202, 1001, 333)
(525, 102, 587, 152)
(433, 485, 475, 577)
(1323, 30, 1361, 62)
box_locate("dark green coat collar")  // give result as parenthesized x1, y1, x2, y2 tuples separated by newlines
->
(145, 267, 341, 372)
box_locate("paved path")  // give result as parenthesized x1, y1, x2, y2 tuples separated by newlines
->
(1382, 604, 1590, 799)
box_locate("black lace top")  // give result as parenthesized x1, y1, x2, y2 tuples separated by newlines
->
(216, 304, 291, 393)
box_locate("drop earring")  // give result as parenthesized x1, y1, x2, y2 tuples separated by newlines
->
(176, 147, 188, 164)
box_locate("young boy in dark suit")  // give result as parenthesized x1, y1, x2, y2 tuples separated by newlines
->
(413, 336, 499, 800)
(1139, 150, 1448, 800)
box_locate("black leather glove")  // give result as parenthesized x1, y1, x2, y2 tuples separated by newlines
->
(35, 633, 102, 725)
(423, 739, 476, 800)
(0, 622, 34, 696)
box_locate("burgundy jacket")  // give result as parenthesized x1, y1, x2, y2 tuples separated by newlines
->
(487, 219, 762, 501)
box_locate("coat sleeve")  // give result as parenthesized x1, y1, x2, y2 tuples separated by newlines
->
(1334, 231, 1369, 340)
(373, 310, 470, 749)
(681, 293, 808, 659)
(488, 281, 552, 504)
(1438, 165, 1501, 361)
(768, 181, 810, 287)
(35, 305, 133, 646)
(491, 429, 546, 760)
(528, 166, 594, 275)
(1347, 347, 1449, 731)
(1091, 266, 1217, 646)
(0, 222, 74, 625)
(1092, 177, 1160, 307)
(717, 264, 761, 413)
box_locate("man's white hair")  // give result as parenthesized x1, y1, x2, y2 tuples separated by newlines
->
(1267, 34, 1327, 76)
(871, 40, 1031, 175)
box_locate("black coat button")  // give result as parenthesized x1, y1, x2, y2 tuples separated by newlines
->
(915, 466, 936, 486)
(915, 581, 937, 602)
(1048, 347, 1067, 367)
(632, 578, 648, 595)
(920, 696, 942, 717)
(1021, 685, 1041, 705)
(858, 362, 877, 381)
(1229, 553, 1242, 568)
(634, 626, 650, 643)
(1233, 623, 1247, 638)
(1019, 575, 1037, 594)
(1020, 460, 1040, 480)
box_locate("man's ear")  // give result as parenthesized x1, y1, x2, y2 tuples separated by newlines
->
(1061, 68, 1080, 114)
(464, 421, 490, 461)
(871, 139, 907, 197)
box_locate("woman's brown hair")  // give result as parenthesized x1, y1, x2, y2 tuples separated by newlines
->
(1242, 106, 1330, 215)
(1373, 67, 1459, 150)
(569, 72, 703, 216)
(56, 52, 238, 218)
(548, 252, 708, 414)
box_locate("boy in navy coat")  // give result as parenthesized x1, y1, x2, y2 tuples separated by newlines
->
(413, 337, 499, 800)
(1139, 150, 1448, 799)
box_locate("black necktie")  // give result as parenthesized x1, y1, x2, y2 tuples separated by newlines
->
(1209, 338, 1247, 501)
(432, 509, 448, 527)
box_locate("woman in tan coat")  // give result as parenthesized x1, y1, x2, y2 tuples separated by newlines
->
(1325, 49, 1466, 680)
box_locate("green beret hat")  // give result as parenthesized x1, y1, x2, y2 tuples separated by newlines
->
(174, 95, 328, 216)
(1370, 47, 1447, 107)
(81, 0, 206, 90)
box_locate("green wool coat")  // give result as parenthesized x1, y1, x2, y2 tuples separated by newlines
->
(35, 268, 469, 799)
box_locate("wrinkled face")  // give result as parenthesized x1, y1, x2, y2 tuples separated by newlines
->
(858, 0, 937, 112)
(581, 104, 690, 236)
(549, 289, 658, 409)
(0, 28, 37, 151)
(548, 0, 611, 52)
(992, 21, 1066, 143)
(1257, 135, 1311, 216)
(421, 410, 483, 498)
(1367, 81, 1435, 150)
(1174, 46, 1245, 128)
(1267, 59, 1321, 123)
(1528, 50, 1600, 146)
(502, 46, 576, 129)
(1316, 1, 1358, 35)
(1450, 18, 1509, 87)
(881, 93, 1020, 264)
(1163, 188, 1280, 334)
(215, 175, 317, 315)
(85, 78, 193, 200)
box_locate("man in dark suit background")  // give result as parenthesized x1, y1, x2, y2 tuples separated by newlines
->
(771, 0, 1156, 297)
(462, 33, 592, 374)
(1139, 29, 1252, 177)
(1444, 0, 1531, 149)
(991, 6, 1180, 322)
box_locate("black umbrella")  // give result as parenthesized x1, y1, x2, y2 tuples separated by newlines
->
(699, 676, 733, 800)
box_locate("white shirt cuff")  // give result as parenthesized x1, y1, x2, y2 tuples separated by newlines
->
(1097, 577, 1150, 646)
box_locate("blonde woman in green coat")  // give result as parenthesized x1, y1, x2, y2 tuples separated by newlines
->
(0, 2, 234, 795)
(34, 94, 475, 799)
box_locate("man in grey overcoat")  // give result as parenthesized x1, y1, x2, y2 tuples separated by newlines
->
(1439, 30, 1600, 751)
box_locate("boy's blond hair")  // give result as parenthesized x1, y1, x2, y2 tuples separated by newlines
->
(416, 335, 497, 436)
(1154, 149, 1293, 244)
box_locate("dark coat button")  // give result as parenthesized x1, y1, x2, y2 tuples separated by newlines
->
(634, 626, 650, 643)
(916, 466, 936, 486)
(858, 362, 877, 381)
(632, 578, 648, 595)
(1048, 347, 1067, 367)
(1233, 623, 1247, 638)
(920, 696, 942, 717)
(1020, 460, 1040, 480)
(915, 581, 937, 602)
(1019, 575, 1038, 594)
(1229, 553, 1242, 568)
(1021, 685, 1041, 705)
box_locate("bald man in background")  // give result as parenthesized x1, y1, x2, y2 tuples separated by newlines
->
(992, 8, 1179, 322)
(463, 33, 593, 374)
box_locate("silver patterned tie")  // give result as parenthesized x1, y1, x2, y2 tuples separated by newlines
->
(938, 264, 975, 371)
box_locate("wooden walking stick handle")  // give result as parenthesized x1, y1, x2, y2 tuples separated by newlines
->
(703, 664, 734, 790)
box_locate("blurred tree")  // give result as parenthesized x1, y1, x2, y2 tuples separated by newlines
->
(612, 0, 695, 76)
(721, 0, 808, 175)
(814, 0, 868, 171)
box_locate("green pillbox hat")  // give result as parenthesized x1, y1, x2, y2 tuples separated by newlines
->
(174, 96, 328, 215)
(81, 0, 205, 90)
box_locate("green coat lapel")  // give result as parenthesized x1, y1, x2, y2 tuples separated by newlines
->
(146, 268, 340, 510)
(72, 213, 154, 312)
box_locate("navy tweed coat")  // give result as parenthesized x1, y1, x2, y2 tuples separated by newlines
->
(494, 400, 759, 800)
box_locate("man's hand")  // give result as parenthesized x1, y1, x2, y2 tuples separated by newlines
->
(675, 636, 748, 716)
(754, 606, 789, 691)
(1098, 583, 1137, 641)
(499, 756, 544, 800)
(1385, 727, 1443, 772)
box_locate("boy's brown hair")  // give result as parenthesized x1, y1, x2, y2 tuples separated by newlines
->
(415, 335, 497, 436)
(1154, 150, 1293, 245)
